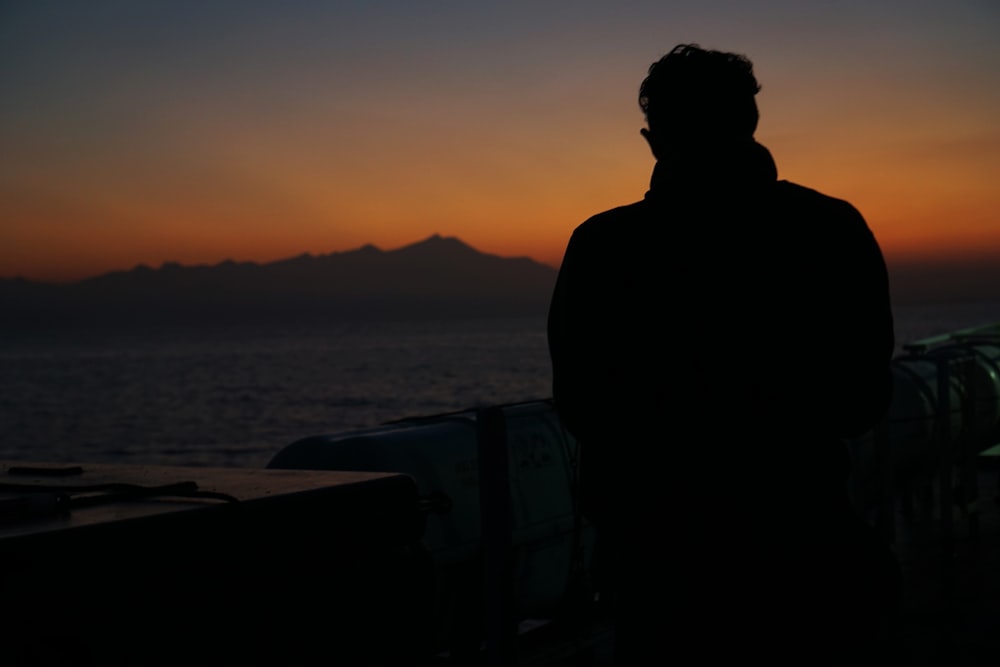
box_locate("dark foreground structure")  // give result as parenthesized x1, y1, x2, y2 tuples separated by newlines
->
(0, 464, 429, 666)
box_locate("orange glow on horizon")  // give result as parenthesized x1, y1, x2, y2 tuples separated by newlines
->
(6, 195, 997, 284)
(4, 63, 998, 284)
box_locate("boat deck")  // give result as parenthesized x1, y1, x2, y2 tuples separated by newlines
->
(3, 455, 999, 664)
(456, 459, 1000, 667)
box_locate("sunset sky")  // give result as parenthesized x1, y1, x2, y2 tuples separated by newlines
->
(2, 1, 999, 283)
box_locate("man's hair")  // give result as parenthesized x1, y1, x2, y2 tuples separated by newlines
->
(639, 44, 761, 144)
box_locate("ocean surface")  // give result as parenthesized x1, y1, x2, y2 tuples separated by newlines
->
(2, 301, 999, 469)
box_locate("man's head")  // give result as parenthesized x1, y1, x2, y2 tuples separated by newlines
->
(639, 44, 761, 157)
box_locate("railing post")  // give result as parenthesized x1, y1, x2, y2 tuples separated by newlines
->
(937, 357, 954, 558)
(477, 406, 515, 666)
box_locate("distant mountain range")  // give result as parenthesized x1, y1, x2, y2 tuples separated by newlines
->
(0, 235, 559, 329)
(2, 234, 995, 332)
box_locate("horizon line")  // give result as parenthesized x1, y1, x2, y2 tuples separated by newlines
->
(1, 234, 562, 285)
(4, 232, 998, 285)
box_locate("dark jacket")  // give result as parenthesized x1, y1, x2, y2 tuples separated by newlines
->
(547, 141, 894, 526)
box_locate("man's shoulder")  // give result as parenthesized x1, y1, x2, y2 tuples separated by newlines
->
(571, 200, 650, 238)
(774, 180, 864, 220)
(774, 181, 880, 253)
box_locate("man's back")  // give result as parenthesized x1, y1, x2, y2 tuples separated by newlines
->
(549, 148, 893, 513)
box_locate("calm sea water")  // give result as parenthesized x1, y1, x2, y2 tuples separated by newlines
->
(0, 317, 552, 467)
(2, 302, 999, 468)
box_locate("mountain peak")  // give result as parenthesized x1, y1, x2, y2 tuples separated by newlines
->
(394, 234, 478, 257)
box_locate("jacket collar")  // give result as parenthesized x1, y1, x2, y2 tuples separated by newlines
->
(645, 140, 778, 200)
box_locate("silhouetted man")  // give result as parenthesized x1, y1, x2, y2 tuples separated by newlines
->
(548, 45, 898, 665)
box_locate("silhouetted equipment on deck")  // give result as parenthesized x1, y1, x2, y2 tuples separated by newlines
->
(0, 464, 429, 666)
(269, 401, 592, 659)
(849, 323, 1000, 544)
